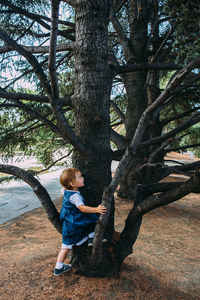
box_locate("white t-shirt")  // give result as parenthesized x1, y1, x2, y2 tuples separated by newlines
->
(61, 188, 84, 208)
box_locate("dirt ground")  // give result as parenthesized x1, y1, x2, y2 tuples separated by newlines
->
(0, 152, 200, 300)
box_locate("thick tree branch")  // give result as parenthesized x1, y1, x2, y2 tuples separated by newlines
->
(157, 161, 200, 182)
(148, 139, 171, 163)
(110, 100, 125, 121)
(114, 0, 129, 14)
(116, 172, 200, 262)
(171, 160, 200, 173)
(110, 62, 180, 73)
(0, 41, 74, 54)
(0, 90, 71, 106)
(109, 6, 132, 60)
(110, 128, 126, 149)
(0, 164, 62, 233)
(132, 173, 199, 220)
(111, 110, 200, 160)
(49, 0, 60, 100)
(165, 144, 200, 154)
(47, 0, 89, 158)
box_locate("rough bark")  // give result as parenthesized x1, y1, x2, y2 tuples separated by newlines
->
(88, 56, 200, 272)
(66, 0, 115, 275)
(72, 0, 112, 193)
(117, 0, 149, 198)
(72, 0, 114, 244)
(145, 2, 163, 171)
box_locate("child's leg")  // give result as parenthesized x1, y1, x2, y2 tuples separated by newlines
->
(54, 245, 72, 276)
(56, 248, 69, 263)
(55, 244, 71, 269)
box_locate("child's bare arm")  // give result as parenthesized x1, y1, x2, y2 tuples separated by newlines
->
(78, 204, 107, 214)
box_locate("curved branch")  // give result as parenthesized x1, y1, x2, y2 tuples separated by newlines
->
(133, 173, 199, 219)
(0, 164, 62, 233)
(3, 57, 49, 90)
(157, 162, 200, 182)
(0, 29, 51, 96)
(109, 6, 132, 60)
(0, 0, 51, 29)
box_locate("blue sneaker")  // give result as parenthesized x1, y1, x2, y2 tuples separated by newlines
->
(54, 264, 71, 276)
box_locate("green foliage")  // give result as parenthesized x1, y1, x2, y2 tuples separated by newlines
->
(182, 124, 200, 157)
(0, 99, 70, 167)
(161, 80, 200, 157)
(0, 0, 199, 165)
(164, 0, 200, 64)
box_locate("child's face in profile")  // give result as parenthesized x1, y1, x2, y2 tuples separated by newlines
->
(71, 172, 84, 190)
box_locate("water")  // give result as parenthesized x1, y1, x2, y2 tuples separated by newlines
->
(0, 157, 119, 225)
(0, 156, 66, 224)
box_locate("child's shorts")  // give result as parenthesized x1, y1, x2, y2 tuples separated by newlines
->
(61, 232, 94, 249)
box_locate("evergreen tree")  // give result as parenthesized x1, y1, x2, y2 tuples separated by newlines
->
(0, 0, 200, 276)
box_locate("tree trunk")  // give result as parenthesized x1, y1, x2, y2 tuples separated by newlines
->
(117, 0, 149, 198)
(71, 0, 114, 275)
(146, 0, 162, 162)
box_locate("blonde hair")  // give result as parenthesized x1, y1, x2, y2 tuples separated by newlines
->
(60, 168, 80, 190)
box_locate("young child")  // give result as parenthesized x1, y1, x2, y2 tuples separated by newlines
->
(54, 168, 107, 276)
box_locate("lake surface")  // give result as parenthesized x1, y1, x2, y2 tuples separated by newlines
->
(0, 157, 119, 225)
(0, 156, 65, 224)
